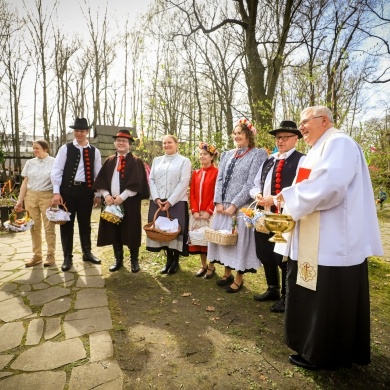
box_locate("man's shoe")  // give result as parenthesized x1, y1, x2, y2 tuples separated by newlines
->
(270, 298, 285, 313)
(130, 258, 140, 273)
(216, 274, 234, 286)
(61, 255, 73, 272)
(253, 288, 280, 301)
(109, 261, 123, 272)
(25, 256, 42, 267)
(82, 252, 101, 264)
(43, 256, 56, 267)
(288, 355, 318, 370)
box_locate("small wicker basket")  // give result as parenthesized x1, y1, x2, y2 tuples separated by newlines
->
(100, 205, 123, 224)
(205, 229, 238, 246)
(46, 203, 70, 225)
(5, 209, 34, 232)
(143, 208, 181, 243)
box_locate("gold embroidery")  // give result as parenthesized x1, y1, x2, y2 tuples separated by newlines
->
(299, 262, 317, 282)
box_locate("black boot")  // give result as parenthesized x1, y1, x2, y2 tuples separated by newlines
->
(109, 244, 123, 272)
(130, 248, 140, 273)
(80, 234, 101, 264)
(270, 295, 286, 313)
(61, 255, 73, 272)
(253, 263, 280, 301)
(167, 250, 180, 275)
(160, 250, 173, 274)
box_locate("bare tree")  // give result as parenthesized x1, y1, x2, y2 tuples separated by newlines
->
(165, 0, 303, 131)
(23, 0, 58, 142)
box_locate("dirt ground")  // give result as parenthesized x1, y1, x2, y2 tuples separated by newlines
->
(101, 202, 390, 390)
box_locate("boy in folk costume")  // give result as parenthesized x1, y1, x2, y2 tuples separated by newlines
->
(93, 130, 150, 272)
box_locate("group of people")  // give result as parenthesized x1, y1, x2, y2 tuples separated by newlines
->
(14, 105, 383, 372)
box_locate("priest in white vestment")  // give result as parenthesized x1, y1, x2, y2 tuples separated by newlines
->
(276, 105, 383, 370)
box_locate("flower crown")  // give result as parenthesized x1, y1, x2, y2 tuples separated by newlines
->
(236, 117, 257, 135)
(199, 142, 218, 156)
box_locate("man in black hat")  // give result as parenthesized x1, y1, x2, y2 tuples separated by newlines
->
(93, 129, 149, 272)
(249, 120, 305, 312)
(51, 117, 102, 271)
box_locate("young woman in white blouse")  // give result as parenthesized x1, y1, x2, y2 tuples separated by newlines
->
(14, 140, 56, 267)
(146, 135, 192, 274)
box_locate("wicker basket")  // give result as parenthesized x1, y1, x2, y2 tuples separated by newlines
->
(4, 209, 34, 232)
(205, 229, 238, 246)
(46, 203, 71, 225)
(254, 214, 270, 234)
(100, 205, 123, 224)
(143, 208, 181, 243)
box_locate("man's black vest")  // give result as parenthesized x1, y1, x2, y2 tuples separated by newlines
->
(60, 143, 96, 194)
(259, 150, 304, 196)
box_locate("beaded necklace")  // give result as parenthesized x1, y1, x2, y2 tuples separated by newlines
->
(234, 147, 252, 159)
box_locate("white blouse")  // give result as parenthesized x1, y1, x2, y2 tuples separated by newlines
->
(149, 153, 191, 206)
(21, 156, 55, 191)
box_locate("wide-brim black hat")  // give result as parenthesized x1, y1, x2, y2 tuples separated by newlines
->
(69, 117, 91, 130)
(112, 129, 134, 142)
(268, 120, 302, 139)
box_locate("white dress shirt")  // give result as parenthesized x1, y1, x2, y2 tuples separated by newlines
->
(51, 139, 102, 194)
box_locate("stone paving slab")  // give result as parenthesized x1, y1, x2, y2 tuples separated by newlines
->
(44, 317, 61, 340)
(0, 322, 25, 352)
(11, 338, 87, 371)
(0, 271, 13, 280)
(75, 288, 108, 309)
(76, 275, 105, 288)
(0, 355, 13, 370)
(69, 360, 123, 390)
(0, 210, 123, 387)
(41, 297, 71, 317)
(0, 290, 15, 302)
(25, 318, 44, 346)
(64, 307, 113, 339)
(0, 283, 17, 291)
(0, 260, 25, 271)
(0, 269, 29, 284)
(90, 331, 114, 362)
(46, 272, 74, 286)
(27, 286, 70, 306)
(0, 371, 66, 390)
(0, 296, 32, 322)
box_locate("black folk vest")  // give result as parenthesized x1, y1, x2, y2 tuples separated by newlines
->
(259, 150, 304, 211)
(60, 143, 96, 194)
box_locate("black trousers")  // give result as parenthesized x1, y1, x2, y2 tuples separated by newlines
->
(60, 184, 94, 256)
(254, 230, 287, 295)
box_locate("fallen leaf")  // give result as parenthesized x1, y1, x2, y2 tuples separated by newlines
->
(206, 306, 216, 311)
(182, 292, 192, 297)
(172, 300, 178, 304)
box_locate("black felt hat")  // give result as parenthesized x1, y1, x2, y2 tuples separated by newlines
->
(69, 117, 91, 130)
(268, 120, 302, 139)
